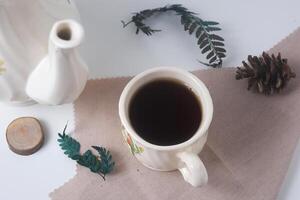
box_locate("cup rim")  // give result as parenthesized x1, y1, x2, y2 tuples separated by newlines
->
(119, 67, 213, 151)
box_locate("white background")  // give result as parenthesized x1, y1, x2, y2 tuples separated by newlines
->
(1, 0, 300, 199)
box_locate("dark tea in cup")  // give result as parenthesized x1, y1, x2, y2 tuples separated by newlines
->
(129, 79, 202, 146)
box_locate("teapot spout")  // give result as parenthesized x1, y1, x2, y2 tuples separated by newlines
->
(26, 19, 89, 105)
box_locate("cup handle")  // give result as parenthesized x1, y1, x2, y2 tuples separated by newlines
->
(177, 152, 208, 187)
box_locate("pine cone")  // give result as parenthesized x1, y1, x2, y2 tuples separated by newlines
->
(236, 52, 296, 94)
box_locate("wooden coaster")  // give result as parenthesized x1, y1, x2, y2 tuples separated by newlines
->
(6, 117, 44, 156)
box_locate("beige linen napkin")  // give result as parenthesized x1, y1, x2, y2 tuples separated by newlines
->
(50, 28, 300, 200)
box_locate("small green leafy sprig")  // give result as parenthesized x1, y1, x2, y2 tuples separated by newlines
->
(122, 4, 226, 68)
(58, 125, 115, 180)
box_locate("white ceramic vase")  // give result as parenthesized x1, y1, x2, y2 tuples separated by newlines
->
(0, 0, 81, 105)
(26, 19, 89, 105)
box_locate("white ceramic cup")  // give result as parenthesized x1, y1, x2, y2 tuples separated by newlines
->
(119, 67, 213, 187)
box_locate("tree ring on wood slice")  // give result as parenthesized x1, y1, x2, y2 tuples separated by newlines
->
(6, 117, 44, 156)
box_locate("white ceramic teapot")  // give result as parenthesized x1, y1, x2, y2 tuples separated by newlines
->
(0, 0, 88, 105)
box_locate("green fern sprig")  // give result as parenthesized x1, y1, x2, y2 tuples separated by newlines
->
(122, 4, 226, 68)
(58, 125, 115, 180)
(58, 124, 81, 160)
(92, 146, 115, 175)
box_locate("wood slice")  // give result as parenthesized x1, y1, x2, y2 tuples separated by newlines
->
(6, 117, 44, 156)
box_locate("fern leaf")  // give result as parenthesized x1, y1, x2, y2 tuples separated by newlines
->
(195, 27, 203, 38)
(77, 150, 101, 173)
(197, 33, 206, 44)
(189, 21, 198, 34)
(215, 47, 226, 53)
(203, 21, 219, 25)
(201, 45, 211, 54)
(183, 20, 192, 31)
(57, 125, 115, 179)
(181, 15, 189, 25)
(209, 56, 217, 64)
(217, 52, 226, 58)
(140, 9, 154, 18)
(206, 27, 221, 32)
(92, 146, 115, 175)
(122, 4, 226, 67)
(57, 124, 80, 160)
(206, 51, 214, 59)
(209, 34, 224, 41)
(199, 39, 209, 48)
(212, 41, 224, 46)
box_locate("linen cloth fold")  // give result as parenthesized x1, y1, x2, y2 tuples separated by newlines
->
(50, 27, 300, 200)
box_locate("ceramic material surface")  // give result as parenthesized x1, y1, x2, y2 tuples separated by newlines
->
(119, 67, 214, 187)
(26, 19, 88, 105)
(0, 0, 80, 105)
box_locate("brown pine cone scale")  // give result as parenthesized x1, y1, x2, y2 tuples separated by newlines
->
(236, 52, 296, 95)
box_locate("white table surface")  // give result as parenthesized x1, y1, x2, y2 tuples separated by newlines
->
(1, 0, 300, 199)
